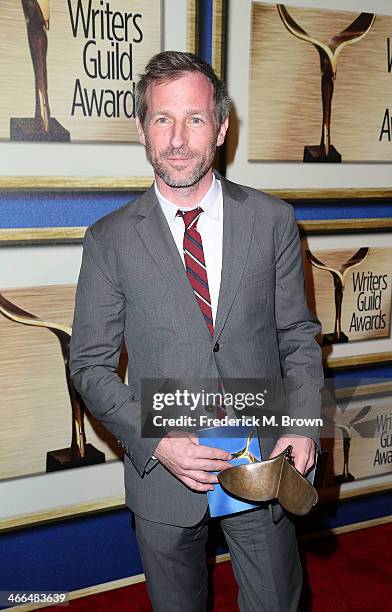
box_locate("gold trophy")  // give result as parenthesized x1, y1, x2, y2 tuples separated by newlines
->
(218, 445, 319, 516)
(306, 247, 369, 345)
(0, 293, 104, 472)
(277, 5, 375, 163)
(10, 0, 70, 141)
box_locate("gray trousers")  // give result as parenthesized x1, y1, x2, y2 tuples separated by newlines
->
(134, 506, 303, 612)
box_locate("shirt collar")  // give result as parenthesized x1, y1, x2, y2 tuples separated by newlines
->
(154, 174, 221, 225)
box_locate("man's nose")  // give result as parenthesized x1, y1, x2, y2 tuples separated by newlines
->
(169, 121, 188, 149)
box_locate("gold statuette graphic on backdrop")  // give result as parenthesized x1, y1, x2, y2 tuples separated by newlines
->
(306, 248, 370, 345)
(10, 0, 70, 141)
(277, 5, 375, 163)
(325, 404, 374, 483)
(0, 293, 104, 471)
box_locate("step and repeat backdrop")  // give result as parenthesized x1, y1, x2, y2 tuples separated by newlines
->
(1, 260, 391, 486)
(0, 0, 391, 528)
(300, 224, 392, 487)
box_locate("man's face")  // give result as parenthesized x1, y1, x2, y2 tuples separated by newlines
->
(136, 72, 228, 188)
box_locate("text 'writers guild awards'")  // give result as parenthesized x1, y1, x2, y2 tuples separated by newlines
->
(277, 5, 375, 163)
(10, 0, 70, 142)
(0, 293, 104, 472)
(306, 248, 369, 345)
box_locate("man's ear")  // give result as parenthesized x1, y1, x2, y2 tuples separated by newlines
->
(216, 117, 229, 147)
(136, 116, 146, 145)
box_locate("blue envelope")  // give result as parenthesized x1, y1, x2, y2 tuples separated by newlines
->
(198, 426, 262, 517)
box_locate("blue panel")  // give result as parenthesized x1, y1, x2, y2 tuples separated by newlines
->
(292, 201, 392, 221)
(0, 192, 141, 229)
(332, 365, 392, 379)
(296, 492, 392, 536)
(324, 365, 392, 388)
(1, 191, 391, 229)
(198, 0, 213, 63)
(0, 509, 143, 607)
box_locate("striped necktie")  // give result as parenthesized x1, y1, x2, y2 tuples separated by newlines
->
(176, 207, 214, 336)
(177, 207, 227, 419)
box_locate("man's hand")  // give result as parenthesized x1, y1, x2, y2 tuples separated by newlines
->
(154, 431, 232, 492)
(269, 435, 315, 475)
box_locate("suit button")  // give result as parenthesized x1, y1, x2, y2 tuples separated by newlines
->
(213, 342, 219, 352)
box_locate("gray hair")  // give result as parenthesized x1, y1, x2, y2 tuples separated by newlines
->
(136, 51, 231, 128)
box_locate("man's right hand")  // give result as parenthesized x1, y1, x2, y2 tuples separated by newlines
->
(154, 431, 232, 492)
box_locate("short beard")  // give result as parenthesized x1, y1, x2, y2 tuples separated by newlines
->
(145, 139, 216, 188)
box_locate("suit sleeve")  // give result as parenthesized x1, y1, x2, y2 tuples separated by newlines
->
(70, 227, 159, 476)
(274, 205, 324, 445)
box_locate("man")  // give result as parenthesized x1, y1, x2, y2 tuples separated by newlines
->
(70, 51, 323, 611)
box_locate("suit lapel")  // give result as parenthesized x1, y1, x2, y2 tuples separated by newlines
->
(134, 188, 213, 342)
(132, 177, 254, 344)
(214, 176, 255, 341)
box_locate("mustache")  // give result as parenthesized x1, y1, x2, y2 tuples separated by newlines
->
(161, 147, 196, 159)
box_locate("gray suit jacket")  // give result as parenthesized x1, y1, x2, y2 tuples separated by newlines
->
(70, 173, 324, 527)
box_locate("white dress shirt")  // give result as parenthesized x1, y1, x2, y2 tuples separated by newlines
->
(154, 175, 223, 324)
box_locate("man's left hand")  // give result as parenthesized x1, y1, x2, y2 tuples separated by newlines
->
(269, 435, 315, 475)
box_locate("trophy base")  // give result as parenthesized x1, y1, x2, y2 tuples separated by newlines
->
(334, 473, 355, 484)
(303, 145, 342, 163)
(46, 443, 105, 473)
(322, 331, 349, 345)
(10, 118, 70, 142)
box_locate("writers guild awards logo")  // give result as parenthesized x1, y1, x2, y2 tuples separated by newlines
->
(326, 404, 377, 483)
(277, 5, 375, 163)
(10, 0, 70, 141)
(306, 248, 369, 345)
(0, 293, 104, 472)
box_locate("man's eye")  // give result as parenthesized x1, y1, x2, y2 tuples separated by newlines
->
(189, 116, 203, 125)
(156, 117, 169, 124)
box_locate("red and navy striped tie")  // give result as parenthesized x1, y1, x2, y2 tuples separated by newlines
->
(177, 207, 227, 418)
(177, 207, 214, 336)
